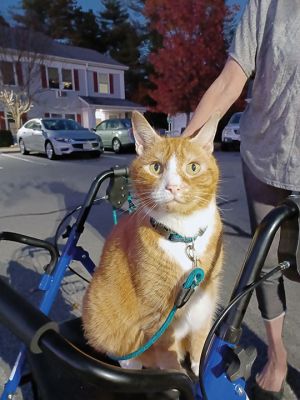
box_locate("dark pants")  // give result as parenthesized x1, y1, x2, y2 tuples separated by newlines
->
(242, 161, 291, 320)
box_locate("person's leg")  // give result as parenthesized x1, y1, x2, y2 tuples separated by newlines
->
(256, 315, 287, 392)
(242, 161, 290, 393)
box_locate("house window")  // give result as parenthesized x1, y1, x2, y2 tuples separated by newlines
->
(47, 113, 76, 120)
(65, 114, 75, 120)
(0, 62, 15, 85)
(48, 67, 59, 89)
(99, 73, 109, 94)
(62, 69, 73, 90)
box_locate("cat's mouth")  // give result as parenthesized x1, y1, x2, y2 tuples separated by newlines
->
(167, 197, 185, 204)
(157, 192, 180, 203)
(160, 194, 186, 206)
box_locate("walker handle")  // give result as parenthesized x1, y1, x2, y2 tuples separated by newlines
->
(0, 231, 59, 274)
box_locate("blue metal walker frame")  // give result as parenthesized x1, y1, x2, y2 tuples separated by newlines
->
(1, 167, 123, 399)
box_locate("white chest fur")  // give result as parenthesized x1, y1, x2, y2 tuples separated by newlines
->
(157, 201, 216, 271)
(156, 201, 217, 339)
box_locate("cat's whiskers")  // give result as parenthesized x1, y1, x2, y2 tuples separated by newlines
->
(135, 202, 158, 224)
(132, 193, 156, 207)
(216, 194, 229, 202)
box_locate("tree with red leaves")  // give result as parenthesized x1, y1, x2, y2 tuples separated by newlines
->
(144, 0, 237, 124)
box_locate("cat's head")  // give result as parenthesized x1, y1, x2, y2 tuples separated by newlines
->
(130, 111, 220, 215)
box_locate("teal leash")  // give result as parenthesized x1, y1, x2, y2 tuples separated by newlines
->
(109, 267, 205, 361)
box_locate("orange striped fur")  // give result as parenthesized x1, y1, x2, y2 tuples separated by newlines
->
(82, 111, 223, 376)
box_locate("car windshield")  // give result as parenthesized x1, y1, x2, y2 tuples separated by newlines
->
(43, 119, 84, 131)
(231, 113, 242, 124)
(122, 119, 132, 128)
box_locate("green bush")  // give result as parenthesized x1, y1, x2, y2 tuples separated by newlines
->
(0, 130, 14, 147)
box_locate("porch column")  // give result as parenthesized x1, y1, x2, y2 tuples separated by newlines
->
(82, 108, 96, 129)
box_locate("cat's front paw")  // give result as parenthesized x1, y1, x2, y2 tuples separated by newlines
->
(191, 360, 200, 377)
(119, 359, 143, 370)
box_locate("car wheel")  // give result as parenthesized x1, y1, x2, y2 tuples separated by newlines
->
(221, 142, 230, 151)
(19, 139, 29, 155)
(45, 142, 57, 160)
(112, 138, 122, 153)
(234, 142, 240, 152)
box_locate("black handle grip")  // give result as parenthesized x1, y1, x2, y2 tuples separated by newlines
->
(0, 231, 59, 274)
(0, 278, 58, 354)
(112, 165, 129, 178)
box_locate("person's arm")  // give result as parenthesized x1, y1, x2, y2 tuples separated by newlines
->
(182, 57, 248, 137)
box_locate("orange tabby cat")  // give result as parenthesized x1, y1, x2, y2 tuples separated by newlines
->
(82, 111, 223, 376)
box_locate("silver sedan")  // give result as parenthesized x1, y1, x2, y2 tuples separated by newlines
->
(17, 118, 104, 160)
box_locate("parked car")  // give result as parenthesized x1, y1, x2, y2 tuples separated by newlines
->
(17, 118, 104, 160)
(221, 112, 242, 151)
(94, 118, 134, 153)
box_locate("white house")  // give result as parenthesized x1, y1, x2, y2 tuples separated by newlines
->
(0, 28, 146, 132)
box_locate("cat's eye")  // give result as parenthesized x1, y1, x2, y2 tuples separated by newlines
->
(186, 162, 201, 175)
(149, 162, 163, 175)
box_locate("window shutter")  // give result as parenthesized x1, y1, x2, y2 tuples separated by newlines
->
(21, 113, 28, 124)
(76, 114, 82, 124)
(74, 69, 79, 91)
(93, 72, 98, 93)
(40, 65, 47, 88)
(44, 112, 50, 117)
(16, 62, 24, 86)
(109, 74, 114, 94)
(0, 111, 5, 130)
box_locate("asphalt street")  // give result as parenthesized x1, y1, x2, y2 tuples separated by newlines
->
(0, 148, 299, 399)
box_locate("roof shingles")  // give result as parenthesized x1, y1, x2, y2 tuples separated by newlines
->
(0, 27, 126, 68)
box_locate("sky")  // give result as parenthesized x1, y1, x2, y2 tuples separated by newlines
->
(0, 0, 102, 20)
(1, 0, 248, 22)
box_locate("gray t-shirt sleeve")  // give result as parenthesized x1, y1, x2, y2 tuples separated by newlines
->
(229, 0, 259, 78)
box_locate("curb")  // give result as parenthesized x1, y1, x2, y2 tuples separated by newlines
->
(0, 146, 20, 154)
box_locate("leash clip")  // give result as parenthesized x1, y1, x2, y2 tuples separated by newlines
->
(175, 267, 205, 309)
(175, 286, 196, 308)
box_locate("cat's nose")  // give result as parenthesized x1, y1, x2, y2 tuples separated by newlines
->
(166, 184, 180, 194)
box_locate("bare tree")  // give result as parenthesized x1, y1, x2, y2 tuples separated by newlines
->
(0, 27, 50, 130)
(0, 89, 33, 130)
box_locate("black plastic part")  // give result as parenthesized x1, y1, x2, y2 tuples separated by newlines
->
(113, 166, 130, 178)
(62, 224, 72, 239)
(225, 345, 257, 382)
(37, 331, 193, 398)
(106, 175, 129, 209)
(0, 278, 59, 353)
(278, 195, 300, 282)
(219, 199, 298, 343)
(218, 324, 242, 345)
(75, 167, 129, 234)
(0, 231, 59, 274)
(30, 321, 60, 354)
(0, 278, 194, 400)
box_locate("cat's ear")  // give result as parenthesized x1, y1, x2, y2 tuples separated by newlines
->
(132, 111, 162, 155)
(190, 113, 221, 153)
